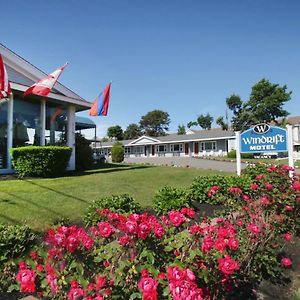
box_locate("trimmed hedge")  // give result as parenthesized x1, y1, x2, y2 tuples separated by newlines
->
(227, 149, 254, 159)
(10, 146, 72, 177)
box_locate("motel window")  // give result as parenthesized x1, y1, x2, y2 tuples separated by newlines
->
(45, 103, 67, 146)
(170, 143, 183, 152)
(156, 145, 167, 152)
(124, 147, 131, 154)
(13, 97, 41, 147)
(134, 146, 143, 153)
(200, 141, 217, 151)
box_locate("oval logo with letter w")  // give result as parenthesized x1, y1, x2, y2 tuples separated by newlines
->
(253, 123, 270, 134)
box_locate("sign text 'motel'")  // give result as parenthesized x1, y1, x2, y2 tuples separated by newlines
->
(240, 124, 287, 153)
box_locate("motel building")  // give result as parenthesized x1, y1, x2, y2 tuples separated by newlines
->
(93, 122, 300, 161)
(92, 129, 237, 159)
(0, 44, 92, 174)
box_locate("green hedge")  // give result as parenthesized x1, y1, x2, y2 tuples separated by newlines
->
(10, 146, 72, 177)
(227, 149, 254, 159)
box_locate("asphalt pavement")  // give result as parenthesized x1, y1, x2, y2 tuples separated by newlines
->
(124, 156, 247, 173)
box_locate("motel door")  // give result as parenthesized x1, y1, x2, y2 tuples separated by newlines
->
(152, 145, 155, 156)
(194, 142, 199, 155)
(185, 143, 189, 155)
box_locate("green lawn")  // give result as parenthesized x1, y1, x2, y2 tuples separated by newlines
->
(0, 164, 229, 231)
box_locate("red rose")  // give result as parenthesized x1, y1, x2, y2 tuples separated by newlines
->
(218, 255, 240, 275)
(281, 257, 292, 267)
(98, 222, 114, 237)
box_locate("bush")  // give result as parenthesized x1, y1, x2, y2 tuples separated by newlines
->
(10, 146, 72, 177)
(227, 149, 254, 159)
(75, 133, 93, 171)
(153, 186, 190, 215)
(188, 175, 229, 205)
(15, 164, 300, 299)
(84, 194, 142, 226)
(188, 174, 253, 206)
(0, 225, 34, 292)
(111, 142, 124, 163)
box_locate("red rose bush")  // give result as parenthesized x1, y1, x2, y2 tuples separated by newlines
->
(14, 164, 299, 299)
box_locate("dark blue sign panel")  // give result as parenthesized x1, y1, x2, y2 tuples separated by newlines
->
(240, 124, 287, 153)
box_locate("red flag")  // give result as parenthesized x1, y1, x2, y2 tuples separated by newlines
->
(23, 63, 67, 97)
(89, 83, 111, 116)
(0, 54, 12, 100)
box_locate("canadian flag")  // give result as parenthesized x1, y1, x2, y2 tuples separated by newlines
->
(23, 63, 67, 97)
(0, 54, 12, 100)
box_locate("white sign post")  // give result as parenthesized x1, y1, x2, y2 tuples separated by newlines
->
(286, 124, 294, 176)
(235, 131, 241, 176)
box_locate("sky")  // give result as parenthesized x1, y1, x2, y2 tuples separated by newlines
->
(2, 0, 300, 138)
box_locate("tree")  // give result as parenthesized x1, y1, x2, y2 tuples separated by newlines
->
(228, 79, 291, 131)
(107, 125, 123, 141)
(187, 121, 198, 128)
(139, 110, 170, 137)
(177, 124, 186, 135)
(75, 133, 93, 171)
(216, 116, 228, 131)
(123, 123, 142, 140)
(197, 114, 213, 130)
(111, 142, 124, 163)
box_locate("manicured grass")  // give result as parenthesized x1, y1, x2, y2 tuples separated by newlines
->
(0, 164, 230, 231)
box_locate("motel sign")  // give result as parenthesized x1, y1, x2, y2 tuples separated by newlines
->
(240, 124, 287, 153)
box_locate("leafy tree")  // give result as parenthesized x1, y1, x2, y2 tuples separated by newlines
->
(177, 124, 186, 135)
(187, 121, 198, 128)
(197, 113, 213, 130)
(228, 79, 291, 131)
(75, 133, 93, 170)
(216, 116, 228, 131)
(111, 142, 124, 163)
(101, 137, 109, 142)
(107, 125, 123, 141)
(139, 110, 170, 137)
(123, 123, 142, 140)
(226, 94, 242, 116)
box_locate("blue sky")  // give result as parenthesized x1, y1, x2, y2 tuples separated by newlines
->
(2, 0, 300, 137)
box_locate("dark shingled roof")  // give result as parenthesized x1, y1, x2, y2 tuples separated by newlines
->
(98, 130, 235, 147)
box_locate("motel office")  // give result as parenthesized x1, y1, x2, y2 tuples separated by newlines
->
(0, 44, 92, 174)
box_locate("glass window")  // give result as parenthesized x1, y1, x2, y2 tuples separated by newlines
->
(200, 141, 217, 151)
(0, 101, 8, 169)
(124, 147, 131, 154)
(158, 145, 166, 152)
(13, 97, 41, 147)
(45, 103, 67, 145)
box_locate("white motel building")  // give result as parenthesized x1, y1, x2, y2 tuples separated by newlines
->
(0, 44, 92, 174)
(93, 123, 300, 160)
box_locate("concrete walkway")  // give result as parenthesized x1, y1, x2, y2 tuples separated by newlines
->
(124, 156, 247, 173)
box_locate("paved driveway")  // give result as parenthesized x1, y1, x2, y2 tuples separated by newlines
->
(124, 156, 247, 173)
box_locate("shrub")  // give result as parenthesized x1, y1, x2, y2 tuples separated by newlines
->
(227, 149, 254, 159)
(153, 186, 190, 215)
(10, 146, 72, 177)
(0, 225, 34, 292)
(188, 175, 229, 205)
(111, 142, 124, 163)
(15, 167, 300, 300)
(84, 194, 142, 226)
(75, 133, 93, 171)
(188, 174, 254, 206)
